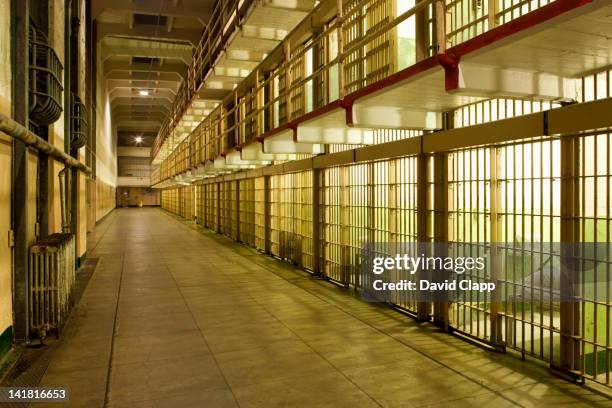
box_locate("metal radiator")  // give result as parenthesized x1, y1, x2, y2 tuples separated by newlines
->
(28, 233, 76, 338)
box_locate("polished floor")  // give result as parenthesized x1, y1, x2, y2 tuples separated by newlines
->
(38, 208, 612, 407)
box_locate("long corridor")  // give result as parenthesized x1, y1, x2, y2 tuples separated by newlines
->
(38, 209, 612, 408)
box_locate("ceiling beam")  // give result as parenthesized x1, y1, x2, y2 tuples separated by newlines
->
(117, 123, 161, 132)
(93, 0, 212, 24)
(106, 79, 180, 93)
(111, 104, 170, 113)
(106, 71, 182, 83)
(111, 97, 173, 109)
(112, 106, 170, 115)
(109, 88, 176, 102)
(117, 130, 158, 136)
(101, 39, 193, 64)
(113, 109, 168, 117)
(97, 22, 202, 46)
(113, 114, 164, 124)
(104, 60, 187, 78)
(114, 114, 165, 122)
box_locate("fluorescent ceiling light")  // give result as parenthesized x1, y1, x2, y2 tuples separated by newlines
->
(139, 90, 149, 96)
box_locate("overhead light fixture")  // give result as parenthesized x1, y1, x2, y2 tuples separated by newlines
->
(135, 136, 143, 143)
(139, 90, 149, 96)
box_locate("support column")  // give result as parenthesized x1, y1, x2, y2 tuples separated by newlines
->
(284, 41, 292, 121)
(556, 134, 581, 379)
(368, 162, 376, 292)
(312, 169, 321, 275)
(340, 166, 349, 286)
(38, 154, 49, 237)
(65, 0, 75, 237)
(388, 159, 398, 305)
(488, 0, 499, 29)
(216, 182, 221, 233)
(264, 176, 271, 254)
(312, 27, 323, 109)
(432, 152, 449, 330)
(336, 0, 345, 99)
(11, 0, 30, 343)
(434, 0, 447, 53)
(432, 113, 452, 330)
(320, 169, 328, 278)
(417, 153, 431, 321)
(236, 180, 240, 242)
(489, 146, 504, 349)
(415, 0, 430, 62)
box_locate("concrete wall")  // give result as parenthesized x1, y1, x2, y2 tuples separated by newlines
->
(0, 0, 118, 355)
(96, 179, 116, 221)
(117, 187, 160, 207)
(95, 45, 117, 188)
(94, 32, 117, 222)
(48, 0, 66, 236)
(117, 176, 151, 187)
(0, 0, 12, 355)
(117, 146, 151, 157)
(76, 0, 88, 258)
(94, 48, 117, 222)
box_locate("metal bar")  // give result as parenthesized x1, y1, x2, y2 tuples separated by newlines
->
(11, 0, 30, 343)
(434, 0, 446, 53)
(417, 153, 430, 321)
(489, 145, 504, 347)
(558, 134, 581, 375)
(190, 98, 611, 187)
(264, 175, 271, 254)
(0, 112, 92, 175)
(432, 151, 449, 329)
(312, 168, 321, 274)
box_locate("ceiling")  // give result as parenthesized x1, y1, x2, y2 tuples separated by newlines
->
(94, 0, 215, 147)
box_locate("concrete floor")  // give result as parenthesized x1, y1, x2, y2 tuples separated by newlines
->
(38, 208, 612, 407)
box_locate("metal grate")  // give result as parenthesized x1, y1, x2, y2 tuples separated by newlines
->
(219, 182, 230, 235)
(323, 167, 345, 284)
(70, 93, 88, 149)
(163, 71, 612, 388)
(179, 186, 195, 220)
(255, 177, 267, 251)
(498, 140, 562, 362)
(268, 172, 314, 269)
(387, 157, 420, 312)
(196, 185, 205, 226)
(229, 181, 239, 240)
(28, 24, 63, 126)
(447, 147, 493, 341)
(239, 179, 256, 247)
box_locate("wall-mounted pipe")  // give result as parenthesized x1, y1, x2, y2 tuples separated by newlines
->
(0, 112, 92, 175)
(58, 167, 72, 233)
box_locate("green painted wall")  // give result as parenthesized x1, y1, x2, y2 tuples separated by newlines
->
(0, 326, 12, 359)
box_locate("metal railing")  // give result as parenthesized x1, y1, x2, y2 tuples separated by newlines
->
(161, 90, 612, 387)
(0, 112, 92, 175)
(152, 0, 254, 159)
(153, 0, 562, 181)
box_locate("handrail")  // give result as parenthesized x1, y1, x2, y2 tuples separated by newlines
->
(152, 0, 248, 159)
(153, 0, 438, 162)
(153, 0, 566, 183)
(0, 112, 92, 175)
